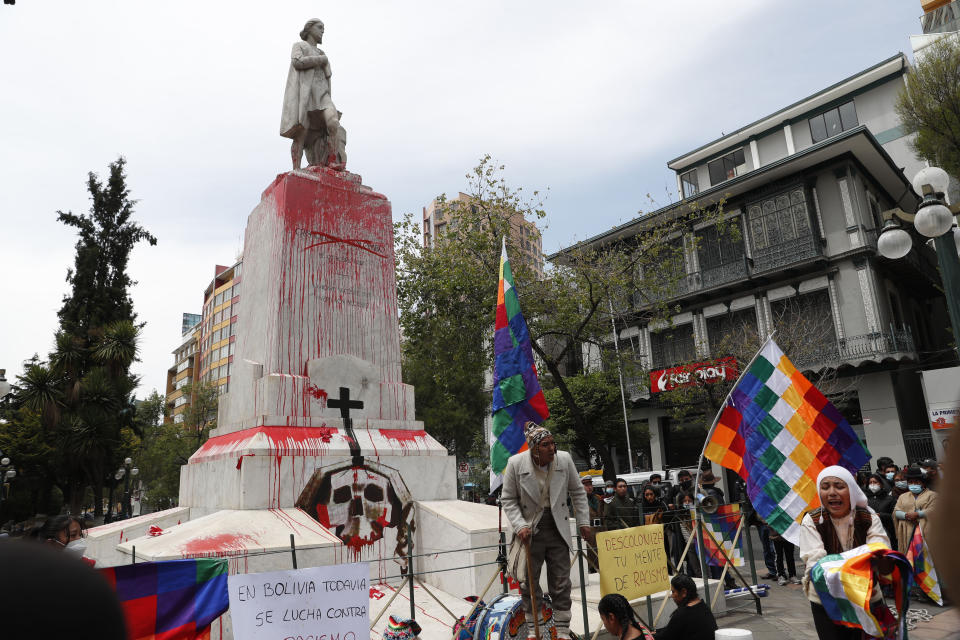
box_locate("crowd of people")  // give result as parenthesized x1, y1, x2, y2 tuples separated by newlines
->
(580, 469, 740, 588)
(579, 455, 941, 591)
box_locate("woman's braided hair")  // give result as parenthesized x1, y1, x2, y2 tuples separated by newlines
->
(598, 593, 642, 640)
(670, 574, 699, 608)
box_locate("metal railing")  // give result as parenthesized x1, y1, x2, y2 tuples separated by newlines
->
(903, 429, 937, 464)
(751, 235, 820, 274)
(700, 259, 749, 289)
(792, 329, 917, 369)
(117, 503, 764, 639)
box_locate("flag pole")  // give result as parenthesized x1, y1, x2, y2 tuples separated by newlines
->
(693, 332, 776, 494)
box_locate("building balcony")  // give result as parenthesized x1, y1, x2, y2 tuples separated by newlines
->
(921, 0, 960, 34)
(751, 234, 820, 274)
(792, 329, 917, 370)
(699, 258, 749, 289)
(635, 235, 819, 307)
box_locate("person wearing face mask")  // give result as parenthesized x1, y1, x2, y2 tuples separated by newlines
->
(893, 466, 937, 556)
(865, 472, 896, 548)
(668, 470, 695, 508)
(890, 469, 909, 500)
(920, 458, 939, 492)
(881, 464, 899, 492)
(602, 480, 616, 515)
(799, 466, 890, 640)
(675, 492, 702, 577)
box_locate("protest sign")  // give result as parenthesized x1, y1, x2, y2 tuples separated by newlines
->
(229, 562, 368, 640)
(596, 524, 669, 599)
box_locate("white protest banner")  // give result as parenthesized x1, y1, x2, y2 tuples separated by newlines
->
(229, 562, 368, 640)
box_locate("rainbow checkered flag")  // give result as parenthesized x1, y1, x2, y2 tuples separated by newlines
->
(100, 558, 229, 640)
(490, 238, 549, 492)
(704, 337, 869, 544)
(810, 542, 912, 639)
(697, 504, 744, 567)
(906, 524, 943, 605)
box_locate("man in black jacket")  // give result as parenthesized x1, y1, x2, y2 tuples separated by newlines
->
(866, 471, 897, 546)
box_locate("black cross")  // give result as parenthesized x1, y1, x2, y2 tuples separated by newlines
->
(327, 386, 364, 426)
(327, 386, 364, 465)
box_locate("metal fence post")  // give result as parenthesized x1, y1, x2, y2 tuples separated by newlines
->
(131, 545, 136, 565)
(290, 533, 298, 569)
(499, 529, 508, 594)
(696, 512, 711, 607)
(408, 529, 416, 620)
(577, 534, 589, 640)
(741, 503, 758, 588)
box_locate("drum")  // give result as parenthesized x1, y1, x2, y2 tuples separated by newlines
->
(455, 593, 558, 640)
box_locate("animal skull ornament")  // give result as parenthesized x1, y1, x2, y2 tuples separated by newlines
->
(297, 459, 413, 555)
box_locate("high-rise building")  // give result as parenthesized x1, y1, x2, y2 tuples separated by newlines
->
(423, 192, 544, 278)
(197, 261, 242, 394)
(165, 314, 201, 424)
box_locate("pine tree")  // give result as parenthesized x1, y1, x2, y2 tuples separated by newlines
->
(17, 158, 156, 516)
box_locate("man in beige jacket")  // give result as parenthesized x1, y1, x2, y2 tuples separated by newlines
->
(501, 423, 591, 640)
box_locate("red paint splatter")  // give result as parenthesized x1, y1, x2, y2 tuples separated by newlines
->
(305, 384, 328, 406)
(315, 504, 330, 527)
(378, 429, 426, 442)
(182, 533, 257, 555)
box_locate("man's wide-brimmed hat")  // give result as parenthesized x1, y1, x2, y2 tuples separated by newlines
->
(906, 466, 924, 480)
(700, 469, 717, 483)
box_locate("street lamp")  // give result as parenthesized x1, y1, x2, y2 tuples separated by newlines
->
(120, 457, 139, 519)
(0, 453, 16, 525)
(0, 369, 11, 402)
(878, 166, 960, 359)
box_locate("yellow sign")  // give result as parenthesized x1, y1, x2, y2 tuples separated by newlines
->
(596, 524, 670, 599)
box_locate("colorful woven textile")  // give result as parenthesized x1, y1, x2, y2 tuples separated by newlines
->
(383, 615, 422, 639)
(490, 238, 549, 491)
(697, 504, 744, 567)
(810, 542, 912, 639)
(704, 338, 870, 544)
(100, 558, 229, 640)
(906, 524, 942, 605)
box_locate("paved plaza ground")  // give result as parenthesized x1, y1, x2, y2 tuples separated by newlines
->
(368, 525, 956, 639)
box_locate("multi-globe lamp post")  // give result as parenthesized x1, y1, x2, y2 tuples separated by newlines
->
(0, 453, 15, 522)
(0, 372, 15, 523)
(878, 166, 960, 359)
(117, 457, 139, 519)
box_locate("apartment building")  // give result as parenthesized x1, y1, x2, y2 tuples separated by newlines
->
(423, 192, 544, 278)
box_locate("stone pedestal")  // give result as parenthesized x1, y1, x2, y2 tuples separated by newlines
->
(84, 168, 490, 640)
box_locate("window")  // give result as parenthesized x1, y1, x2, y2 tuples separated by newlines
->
(808, 101, 858, 143)
(649, 324, 696, 369)
(681, 170, 699, 198)
(747, 188, 812, 250)
(695, 223, 745, 271)
(708, 149, 746, 186)
(867, 195, 883, 229)
(706, 308, 758, 354)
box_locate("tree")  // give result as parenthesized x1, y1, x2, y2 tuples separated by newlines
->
(395, 156, 720, 477)
(542, 371, 645, 469)
(655, 289, 860, 443)
(14, 158, 156, 516)
(897, 36, 960, 177)
(136, 382, 218, 510)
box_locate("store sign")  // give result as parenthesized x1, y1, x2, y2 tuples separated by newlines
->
(930, 406, 959, 430)
(649, 357, 738, 393)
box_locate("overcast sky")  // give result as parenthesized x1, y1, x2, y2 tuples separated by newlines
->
(0, 1, 924, 398)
